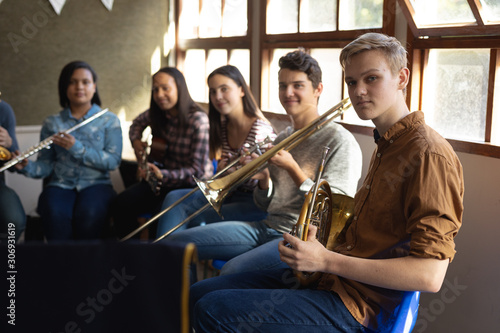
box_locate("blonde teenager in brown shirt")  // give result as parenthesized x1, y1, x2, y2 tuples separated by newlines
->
(189, 33, 464, 332)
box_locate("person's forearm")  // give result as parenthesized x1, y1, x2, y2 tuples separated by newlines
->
(285, 162, 308, 188)
(322, 252, 449, 293)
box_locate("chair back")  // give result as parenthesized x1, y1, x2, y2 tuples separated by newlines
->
(9, 241, 196, 333)
(390, 291, 421, 333)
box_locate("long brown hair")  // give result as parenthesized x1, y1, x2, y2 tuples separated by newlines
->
(207, 65, 268, 159)
(149, 67, 203, 137)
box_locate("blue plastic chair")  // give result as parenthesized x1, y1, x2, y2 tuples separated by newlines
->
(390, 291, 420, 333)
(211, 259, 227, 271)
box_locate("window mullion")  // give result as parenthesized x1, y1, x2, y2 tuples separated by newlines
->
(220, 0, 225, 36)
(336, 0, 340, 31)
(397, 0, 418, 37)
(297, 0, 301, 32)
(466, 0, 485, 26)
(485, 49, 498, 143)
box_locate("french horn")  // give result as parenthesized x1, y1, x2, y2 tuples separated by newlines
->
(291, 147, 355, 286)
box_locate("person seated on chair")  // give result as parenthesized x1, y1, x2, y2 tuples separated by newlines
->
(110, 67, 213, 240)
(166, 49, 363, 276)
(0, 96, 26, 243)
(156, 65, 277, 239)
(189, 33, 464, 332)
(15, 61, 122, 242)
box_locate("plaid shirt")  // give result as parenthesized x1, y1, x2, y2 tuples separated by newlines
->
(129, 109, 213, 188)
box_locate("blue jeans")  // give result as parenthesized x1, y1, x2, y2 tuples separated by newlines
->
(190, 268, 370, 332)
(166, 221, 288, 274)
(0, 183, 26, 242)
(37, 184, 115, 241)
(156, 188, 268, 238)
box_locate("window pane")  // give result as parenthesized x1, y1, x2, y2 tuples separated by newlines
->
(184, 50, 207, 103)
(179, 0, 200, 39)
(480, 0, 500, 23)
(200, 0, 221, 38)
(339, 0, 383, 30)
(222, 0, 248, 37)
(412, 0, 475, 26)
(207, 49, 228, 76)
(267, 0, 298, 34)
(309, 49, 343, 114)
(422, 49, 489, 142)
(267, 49, 296, 113)
(300, 0, 336, 32)
(229, 49, 251, 86)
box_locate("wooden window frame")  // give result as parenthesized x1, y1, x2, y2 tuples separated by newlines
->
(399, 0, 500, 158)
(173, 0, 500, 158)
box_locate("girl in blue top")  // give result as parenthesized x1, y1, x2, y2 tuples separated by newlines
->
(17, 61, 122, 241)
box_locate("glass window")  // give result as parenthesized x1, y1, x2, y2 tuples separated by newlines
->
(300, 0, 336, 32)
(411, 0, 475, 26)
(179, 0, 200, 39)
(200, 0, 222, 38)
(309, 49, 343, 114)
(492, 65, 500, 145)
(184, 49, 207, 103)
(422, 49, 490, 142)
(229, 49, 251, 86)
(267, 49, 296, 113)
(179, 0, 248, 39)
(183, 49, 250, 104)
(267, 0, 298, 34)
(222, 0, 248, 37)
(339, 0, 383, 30)
(480, 0, 500, 23)
(206, 49, 228, 78)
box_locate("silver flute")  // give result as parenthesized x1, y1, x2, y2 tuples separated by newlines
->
(0, 108, 109, 173)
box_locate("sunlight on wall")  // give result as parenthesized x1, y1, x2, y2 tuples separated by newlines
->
(150, 46, 161, 75)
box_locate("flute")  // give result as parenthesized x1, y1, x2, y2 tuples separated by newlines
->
(0, 108, 109, 173)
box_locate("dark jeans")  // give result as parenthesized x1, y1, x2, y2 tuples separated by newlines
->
(37, 184, 115, 241)
(110, 180, 170, 239)
(0, 183, 26, 242)
(190, 268, 370, 333)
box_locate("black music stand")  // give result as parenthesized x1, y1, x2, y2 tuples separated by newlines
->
(2, 240, 196, 333)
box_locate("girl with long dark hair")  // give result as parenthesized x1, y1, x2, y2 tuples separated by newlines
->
(111, 67, 213, 239)
(156, 65, 276, 238)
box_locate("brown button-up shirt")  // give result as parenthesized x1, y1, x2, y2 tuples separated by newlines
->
(317, 111, 464, 331)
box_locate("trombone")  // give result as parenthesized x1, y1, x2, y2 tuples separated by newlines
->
(124, 97, 352, 243)
(120, 137, 273, 241)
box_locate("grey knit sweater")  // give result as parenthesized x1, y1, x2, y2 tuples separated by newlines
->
(254, 120, 362, 234)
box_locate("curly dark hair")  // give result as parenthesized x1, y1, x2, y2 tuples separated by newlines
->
(278, 48, 322, 89)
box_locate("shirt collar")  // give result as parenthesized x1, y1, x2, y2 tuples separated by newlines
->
(373, 111, 425, 144)
(62, 104, 101, 121)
